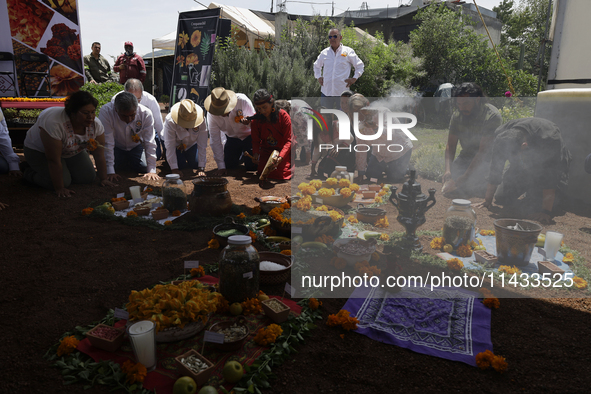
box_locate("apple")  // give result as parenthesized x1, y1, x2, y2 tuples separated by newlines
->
(198, 386, 218, 394)
(229, 302, 243, 316)
(173, 376, 197, 394)
(222, 360, 244, 383)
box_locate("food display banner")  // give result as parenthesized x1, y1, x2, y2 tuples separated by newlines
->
(170, 8, 221, 108)
(0, 0, 84, 97)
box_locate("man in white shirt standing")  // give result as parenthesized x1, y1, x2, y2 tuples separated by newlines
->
(112, 79, 165, 160)
(313, 28, 364, 108)
(204, 87, 257, 176)
(99, 92, 160, 181)
(163, 99, 207, 177)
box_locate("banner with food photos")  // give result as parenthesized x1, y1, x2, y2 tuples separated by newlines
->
(170, 8, 221, 108)
(0, 0, 84, 97)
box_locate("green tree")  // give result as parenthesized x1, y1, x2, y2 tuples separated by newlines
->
(409, 3, 536, 96)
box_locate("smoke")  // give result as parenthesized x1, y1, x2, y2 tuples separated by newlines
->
(369, 85, 422, 113)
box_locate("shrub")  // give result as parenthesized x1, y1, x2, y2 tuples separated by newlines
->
(79, 81, 124, 114)
(410, 143, 446, 181)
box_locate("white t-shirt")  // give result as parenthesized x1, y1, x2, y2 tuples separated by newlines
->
(24, 107, 104, 158)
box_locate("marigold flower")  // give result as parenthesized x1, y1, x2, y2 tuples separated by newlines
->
(191, 266, 205, 277)
(329, 210, 343, 222)
(309, 298, 322, 310)
(563, 252, 574, 263)
(347, 215, 359, 224)
(241, 297, 263, 315)
(177, 143, 187, 151)
(237, 212, 246, 219)
(214, 293, 229, 313)
(326, 177, 337, 186)
(498, 265, 522, 276)
(475, 350, 494, 370)
(338, 178, 351, 188)
(298, 182, 310, 191)
(340, 187, 352, 198)
(127, 211, 138, 217)
(121, 360, 147, 383)
(57, 335, 79, 356)
(318, 188, 334, 197)
(131, 134, 141, 143)
(295, 195, 313, 211)
(379, 233, 389, 241)
(479, 229, 495, 236)
(280, 249, 291, 256)
(491, 355, 508, 373)
(573, 276, 588, 290)
(330, 256, 347, 269)
(375, 217, 389, 228)
(164, 220, 172, 225)
(377, 190, 386, 197)
(208, 238, 220, 249)
(264, 226, 276, 236)
(254, 324, 283, 345)
(309, 179, 323, 189)
(456, 244, 473, 258)
(234, 115, 244, 123)
(87, 138, 99, 151)
(249, 231, 257, 242)
(81, 207, 94, 216)
(315, 234, 334, 244)
(172, 210, 181, 217)
(251, 206, 262, 215)
(374, 196, 383, 203)
(327, 309, 359, 331)
(483, 297, 500, 309)
(430, 237, 444, 250)
(349, 183, 360, 192)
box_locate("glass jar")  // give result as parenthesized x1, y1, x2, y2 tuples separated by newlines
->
(442, 199, 477, 249)
(330, 166, 352, 183)
(162, 174, 187, 212)
(219, 235, 260, 303)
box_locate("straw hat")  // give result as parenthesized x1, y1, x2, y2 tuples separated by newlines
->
(171, 99, 204, 128)
(204, 87, 237, 116)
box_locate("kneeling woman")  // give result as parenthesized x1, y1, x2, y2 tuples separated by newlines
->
(250, 89, 293, 181)
(23, 91, 114, 197)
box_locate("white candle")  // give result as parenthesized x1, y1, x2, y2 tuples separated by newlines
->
(129, 186, 142, 200)
(544, 231, 563, 261)
(128, 320, 157, 370)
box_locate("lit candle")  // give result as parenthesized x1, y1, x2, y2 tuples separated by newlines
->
(129, 186, 142, 200)
(127, 320, 157, 371)
(544, 231, 563, 261)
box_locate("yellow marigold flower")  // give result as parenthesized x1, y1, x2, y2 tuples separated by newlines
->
(379, 233, 389, 241)
(326, 177, 338, 186)
(309, 179, 322, 189)
(177, 143, 187, 151)
(447, 258, 463, 271)
(349, 183, 360, 192)
(498, 265, 521, 275)
(326, 309, 359, 331)
(316, 205, 329, 212)
(456, 244, 473, 257)
(491, 355, 508, 373)
(573, 276, 588, 290)
(303, 185, 316, 195)
(347, 215, 358, 223)
(164, 220, 172, 225)
(563, 252, 574, 263)
(377, 190, 386, 197)
(329, 210, 343, 222)
(298, 182, 310, 191)
(57, 335, 79, 356)
(381, 185, 390, 192)
(318, 188, 334, 197)
(430, 237, 444, 250)
(208, 238, 220, 249)
(338, 178, 351, 188)
(340, 187, 352, 198)
(374, 196, 383, 203)
(280, 249, 292, 256)
(190, 266, 205, 277)
(131, 134, 141, 143)
(81, 207, 94, 216)
(127, 211, 138, 217)
(375, 217, 389, 228)
(251, 206, 262, 214)
(241, 297, 263, 315)
(248, 231, 257, 242)
(483, 297, 500, 309)
(475, 350, 494, 370)
(309, 298, 322, 310)
(237, 212, 246, 219)
(254, 324, 283, 345)
(121, 360, 148, 383)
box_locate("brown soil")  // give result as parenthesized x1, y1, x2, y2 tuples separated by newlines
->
(2, 148, 591, 394)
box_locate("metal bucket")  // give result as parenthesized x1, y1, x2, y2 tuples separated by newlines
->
(493, 219, 543, 267)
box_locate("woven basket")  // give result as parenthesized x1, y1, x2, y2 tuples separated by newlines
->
(259, 251, 292, 285)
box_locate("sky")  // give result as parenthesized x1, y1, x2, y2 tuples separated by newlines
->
(78, 0, 504, 66)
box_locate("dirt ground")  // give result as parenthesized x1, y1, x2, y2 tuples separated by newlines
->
(2, 145, 591, 394)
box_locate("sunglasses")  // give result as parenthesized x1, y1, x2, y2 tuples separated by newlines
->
(328, 35, 338, 39)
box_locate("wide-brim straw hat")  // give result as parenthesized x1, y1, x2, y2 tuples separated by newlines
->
(204, 87, 237, 116)
(171, 99, 204, 128)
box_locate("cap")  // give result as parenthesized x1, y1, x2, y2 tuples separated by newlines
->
(124, 41, 133, 47)
(165, 174, 181, 180)
(452, 199, 472, 206)
(228, 235, 252, 245)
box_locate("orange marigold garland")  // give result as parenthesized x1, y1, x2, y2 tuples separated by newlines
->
(447, 258, 463, 271)
(327, 309, 359, 331)
(81, 207, 94, 216)
(349, 183, 360, 192)
(309, 298, 322, 310)
(456, 244, 473, 257)
(254, 324, 283, 345)
(127, 211, 138, 217)
(241, 297, 263, 315)
(190, 266, 205, 277)
(57, 335, 79, 356)
(208, 238, 220, 249)
(476, 350, 508, 373)
(430, 237, 445, 250)
(121, 360, 148, 383)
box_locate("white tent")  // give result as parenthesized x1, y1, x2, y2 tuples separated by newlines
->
(150, 3, 275, 94)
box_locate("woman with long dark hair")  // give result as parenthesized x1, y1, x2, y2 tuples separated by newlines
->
(250, 89, 294, 181)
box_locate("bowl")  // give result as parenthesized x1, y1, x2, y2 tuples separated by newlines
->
(291, 204, 345, 240)
(151, 208, 169, 220)
(112, 200, 130, 211)
(259, 251, 292, 285)
(255, 196, 288, 214)
(261, 298, 291, 324)
(213, 217, 249, 247)
(332, 237, 378, 266)
(356, 204, 386, 224)
(207, 317, 250, 352)
(175, 349, 214, 386)
(493, 219, 542, 267)
(311, 192, 355, 208)
(85, 324, 125, 352)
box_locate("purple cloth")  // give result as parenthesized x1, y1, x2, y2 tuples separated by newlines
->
(342, 285, 492, 366)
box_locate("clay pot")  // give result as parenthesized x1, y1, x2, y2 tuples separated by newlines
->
(188, 177, 232, 218)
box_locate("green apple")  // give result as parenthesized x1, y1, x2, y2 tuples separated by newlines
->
(229, 302, 243, 316)
(198, 386, 218, 394)
(222, 360, 244, 383)
(173, 376, 197, 394)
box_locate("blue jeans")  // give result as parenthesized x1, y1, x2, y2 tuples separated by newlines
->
(320, 93, 339, 110)
(176, 143, 199, 170)
(224, 135, 257, 171)
(366, 149, 412, 182)
(0, 154, 9, 174)
(114, 144, 147, 173)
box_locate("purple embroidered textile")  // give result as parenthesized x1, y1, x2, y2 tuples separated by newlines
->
(342, 286, 492, 366)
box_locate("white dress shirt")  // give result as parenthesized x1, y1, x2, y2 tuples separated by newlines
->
(0, 110, 21, 171)
(99, 102, 156, 174)
(207, 93, 255, 169)
(313, 44, 364, 97)
(162, 113, 208, 170)
(112, 91, 164, 139)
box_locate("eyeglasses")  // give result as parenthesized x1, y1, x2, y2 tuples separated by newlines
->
(328, 35, 338, 39)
